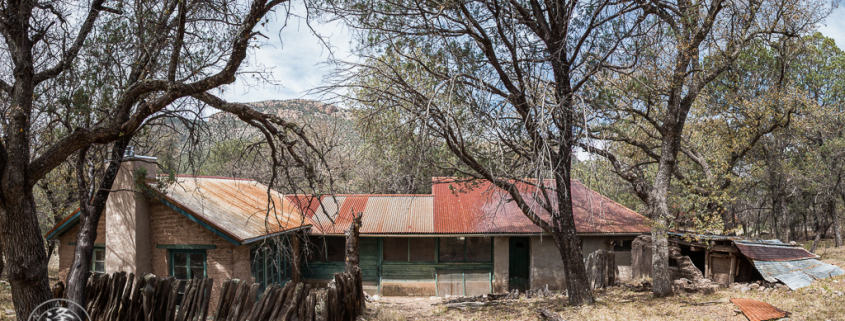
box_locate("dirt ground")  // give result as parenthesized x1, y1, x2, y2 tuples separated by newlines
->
(364, 243, 845, 321)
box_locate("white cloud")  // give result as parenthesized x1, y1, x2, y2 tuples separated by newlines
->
(222, 5, 354, 103)
(820, 6, 845, 48)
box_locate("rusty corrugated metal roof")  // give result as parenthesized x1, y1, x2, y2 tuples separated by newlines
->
(730, 298, 789, 321)
(734, 242, 818, 261)
(294, 195, 434, 234)
(162, 176, 307, 242)
(432, 178, 650, 234)
(293, 178, 649, 235)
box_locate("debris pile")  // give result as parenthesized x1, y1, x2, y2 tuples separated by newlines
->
(672, 278, 719, 294)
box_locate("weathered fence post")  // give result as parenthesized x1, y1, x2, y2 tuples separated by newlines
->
(345, 211, 364, 316)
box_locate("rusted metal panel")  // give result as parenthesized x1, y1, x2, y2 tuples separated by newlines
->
(432, 178, 650, 234)
(297, 195, 435, 235)
(730, 298, 789, 321)
(163, 176, 306, 242)
(753, 258, 845, 289)
(290, 178, 648, 235)
(735, 242, 817, 261)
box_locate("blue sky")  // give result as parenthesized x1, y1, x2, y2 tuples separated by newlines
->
(222, 5, 845, 104)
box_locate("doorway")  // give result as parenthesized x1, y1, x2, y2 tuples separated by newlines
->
(509, 237, 530, 291)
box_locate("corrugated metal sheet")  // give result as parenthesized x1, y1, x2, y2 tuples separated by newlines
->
(163, 176, 306, 242)
(294, 178, 649, 235)
(735, 242, 818, 261)
(295, 195, 435, 234)
(752, 259, 845, 290)
(432, 178, 650, 234)
(730, 298, 789, 321)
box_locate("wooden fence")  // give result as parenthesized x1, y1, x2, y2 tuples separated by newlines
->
(54, 269, 363, 321)
(55, 216, 366, 321)
(584, 249, 618, 289)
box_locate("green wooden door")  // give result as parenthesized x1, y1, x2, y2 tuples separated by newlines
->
(508, 237, 530, 291)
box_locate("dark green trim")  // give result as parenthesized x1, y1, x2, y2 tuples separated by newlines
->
(156, 244, 217, 250)
(46, 210, 81, 240)
(155, 196, 241, 246)
(67, 242, 105, 247)
(168, 249, 208, 279)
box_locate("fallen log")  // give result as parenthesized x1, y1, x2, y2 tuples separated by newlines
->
(443, 302, 503, 309)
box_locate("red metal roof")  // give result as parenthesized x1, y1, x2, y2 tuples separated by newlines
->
(731, 298, 789, 321)
(293, 178, 649, 235)
(432, 178, 650, 234)
(735, 243, 818, 261)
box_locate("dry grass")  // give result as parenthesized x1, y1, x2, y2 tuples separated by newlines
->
(370, 242, 845, 320)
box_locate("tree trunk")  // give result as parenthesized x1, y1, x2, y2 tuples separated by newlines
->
(66, 140, 130, 313)
(552, 176, 595, 305)
(0, 191, 54, 318)
(649, 125, 685, 298)
(291, 235, 302, 283)
(0, 237, 4, 279)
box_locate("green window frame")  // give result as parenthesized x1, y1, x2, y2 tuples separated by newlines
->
(251, 243, 292, 293)
(92, 245, 106, 273)
(382, 237, 436, 263)
(168, 250, 207, 279)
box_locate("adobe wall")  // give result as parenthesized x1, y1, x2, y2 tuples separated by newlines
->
(528, 235, 638, 290)
(148, 200, 252, 306)
(492, 236, 509, 293)
(57, 215, 107, 282)
(530, 236, 567, 290)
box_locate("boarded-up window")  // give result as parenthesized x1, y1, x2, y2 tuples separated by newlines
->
(383, 237, 409, 261)
(409, 238, 435, 262)
(466, 238, 492, 261)
(439, 237, 465, 262)
(436, 269, 491, 296)
(465, 269, 490, 296)
(436, 270, 463, 296)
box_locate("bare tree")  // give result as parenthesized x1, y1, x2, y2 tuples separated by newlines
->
(317, 0, 647, 305)
(580, 0, 826, 296)
(0, 0, 295, 316)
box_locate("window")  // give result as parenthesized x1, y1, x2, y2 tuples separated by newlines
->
(92, 246, 105, 273)
(438, 237, 492, 262)
(306, 237, 346, 262)
(251, 243, 292, 293)
(383, 238, 436, 262)
(613, 240, 632, 251)
(169, 250, 206, 279)
(439, 237, 465, 262)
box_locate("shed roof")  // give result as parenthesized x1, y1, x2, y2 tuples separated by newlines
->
(294, 178, 650, 235)
(734, 242, 818, 261)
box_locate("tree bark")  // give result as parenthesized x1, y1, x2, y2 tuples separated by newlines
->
(0, 190, 54, 318)
(552, 169, 595, 305)
(832, 198, 843, 247)
(66, 140, 130, 314)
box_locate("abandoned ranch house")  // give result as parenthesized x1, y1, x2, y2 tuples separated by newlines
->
(46, 157, 650, 304)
